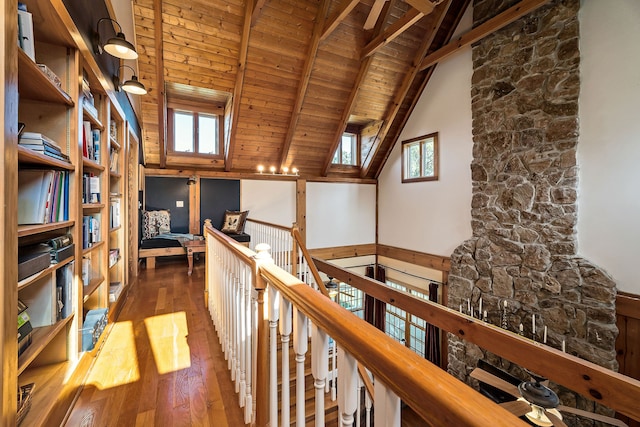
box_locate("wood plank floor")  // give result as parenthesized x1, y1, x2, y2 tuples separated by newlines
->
(64, 257, 247, 427)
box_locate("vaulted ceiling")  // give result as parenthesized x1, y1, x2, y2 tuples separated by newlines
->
(131, 0, 545, 179)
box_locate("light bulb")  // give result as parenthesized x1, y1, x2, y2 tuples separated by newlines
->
(292, 167, 298, 175)
(269, 166, 276, 173)
(257, 165, 264, 174)
(282, 166, 289, 174)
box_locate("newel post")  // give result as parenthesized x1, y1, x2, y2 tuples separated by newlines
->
(253, 243, 273, 427)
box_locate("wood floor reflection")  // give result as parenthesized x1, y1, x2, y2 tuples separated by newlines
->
(65, 257, 247, 427)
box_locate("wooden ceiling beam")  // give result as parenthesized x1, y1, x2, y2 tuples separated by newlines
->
(363, 0, 387, 30)
(361, 0, 451, 178)
(279, 0, 331, 171)
(321, 0, 393, 176)
(418, 0, 552, 71)
(404, 0, 441, 15)
(154, 0, 166, 168)
(361, 8, 424, 59)
(320, 0, 360, 42)
(225, 0, 254, 172)
(251, 0, 267, 27)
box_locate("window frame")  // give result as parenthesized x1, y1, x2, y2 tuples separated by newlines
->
(167, 102, 224, 159)
(401, 132, 439, 183)
(332, 130, 360, 167)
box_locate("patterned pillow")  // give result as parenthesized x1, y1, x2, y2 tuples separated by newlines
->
(221, 210, 248, 234)
(142, 209, 171, 239)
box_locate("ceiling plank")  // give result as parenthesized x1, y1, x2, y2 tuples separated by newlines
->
(279, 0, 331, 170)
(251, 0, 267, 27)
(363, 0, 387, 30)
(360, 0, 451, 178)
(320, 0, 360, 42)
(361, 8, 424, 59)
(321, 0, 393, 176)
(418, 0, 552, 71)
(225, 0, 254, 172)
(154, 0, 166, 168)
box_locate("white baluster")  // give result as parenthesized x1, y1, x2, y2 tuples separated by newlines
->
(356, 377, 362, 427)
(374, 379, 400, 427)
(331, 337, 337, 400)
(280, 296, 293, 427)
(293, 307, 308, 427)
(238, 260, 246, 407)
(365, 388, 372, 427)
(268, 284, 280, 427)
(311, 323, 329, 427)
(338, 347, 358, 426)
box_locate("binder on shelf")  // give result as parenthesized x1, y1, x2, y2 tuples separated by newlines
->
(55, 261, 74, 320)
(18, 169, 54, 225)
(17, 9, 35, 61)
(18, 244, 50, 281)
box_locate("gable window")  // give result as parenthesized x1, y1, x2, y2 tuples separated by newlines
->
(332, 132, 359, 166)
(168, 107, 222, 157)
(402, 132, 438, 183)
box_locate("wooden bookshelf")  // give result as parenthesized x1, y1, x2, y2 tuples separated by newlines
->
(17, 315, 74, 375)
(17, 49, 74, 106)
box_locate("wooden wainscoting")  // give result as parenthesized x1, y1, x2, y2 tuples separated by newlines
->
(616, 291, 640, 427)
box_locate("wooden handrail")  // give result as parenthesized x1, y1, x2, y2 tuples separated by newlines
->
(313, 257, 640, 421)
(258, 262, 529, 427)
(245, 217, 293, 232)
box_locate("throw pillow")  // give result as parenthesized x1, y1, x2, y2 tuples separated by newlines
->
(221, 210, 249, 234)
(142, 209, 171, 239)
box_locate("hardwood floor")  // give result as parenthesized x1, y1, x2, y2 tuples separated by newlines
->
(65, 257, 247, 427)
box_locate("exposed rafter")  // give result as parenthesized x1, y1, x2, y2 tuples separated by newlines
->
(251, 0, 267, 27)
(320, 0, 360, 42)
(405, 0, 441, 15)
(154, 0, 166, 168)
(418, 0, 552, 71)
(279, 0, 331, 170)
(225, 0, 254, 172)
(361, 8, 424, 59)
(364, 0, 387, 30)
(361, 0, 451, 177)
(321, 0, 394, 176)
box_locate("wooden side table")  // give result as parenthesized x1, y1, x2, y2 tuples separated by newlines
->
(182, 239, 206, 275)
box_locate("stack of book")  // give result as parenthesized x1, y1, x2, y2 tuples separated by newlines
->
(82, 173, 100, 204)
(19, 132, 70, 163)
(81, 75, 98, 119)
(82, 121, 100, 162)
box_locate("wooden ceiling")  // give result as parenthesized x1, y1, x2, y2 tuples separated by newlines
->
(131, 0, 545, 179)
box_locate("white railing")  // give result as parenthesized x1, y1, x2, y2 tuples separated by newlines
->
(245, 219, 294, 273)
(204, 225, 530, 427)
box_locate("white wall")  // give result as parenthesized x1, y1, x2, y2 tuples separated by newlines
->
(577, 0, 640, 294)
(240, 180, 296, 227)
(306, 182, 376, 249)
(377, 6, 474, 257)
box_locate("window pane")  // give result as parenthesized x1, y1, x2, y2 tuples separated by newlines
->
(407, 143, 421, 178)
(342, 134, 353, 165)
(198, 114, 218, 154)
(174, 111, 194, 152)
(332, 145, 340, 164)
(422, 138, 435, 177)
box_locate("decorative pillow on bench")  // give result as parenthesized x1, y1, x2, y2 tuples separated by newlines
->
(142, 209, 171, 240)
(221, 210, 249, 234)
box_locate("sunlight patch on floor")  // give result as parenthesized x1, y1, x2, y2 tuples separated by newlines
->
(88, 321, 140, 390)
(144, 311, 192, 374)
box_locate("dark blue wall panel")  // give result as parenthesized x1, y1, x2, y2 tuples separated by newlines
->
(145, 177, 190, 233)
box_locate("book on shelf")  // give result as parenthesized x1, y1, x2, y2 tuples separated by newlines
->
(55, 261, 74, 320)
(110, 200, 121, 228)
(82, 173, 100, 204)
(109, 148, 119, 173)
(82, 256, 91, 287)
(17, 8, 35, 62)
(109, 282, 123, 303)
(19, 132, 63, 152)
(82, 215, 100, 249)
(92, 129, 101, 163)
(109, 248, 120, 267)
(19, 170, 70, 225)
(18, 299, 33, 356)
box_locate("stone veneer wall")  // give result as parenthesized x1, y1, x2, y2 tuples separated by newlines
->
(447, 0, 618, 421)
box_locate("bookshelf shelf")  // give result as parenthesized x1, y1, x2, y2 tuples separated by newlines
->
(17, 361, 75, 427)
(18, 146, 75, 170)
(18, 256, 74, 292)
(82, 203, 105, 210)
(82, 240, 105, 255)
(82, 157, 105, 171)
(18, 49, 74, 106)
(110, 136, 121, 151)
(17, 314, 75, 376)
(83, 278, 104, 303)
(109, 225, 122, 233)
(82, 105, 103, 130)
(110, 171, 122, 179)
(17, 220, 75, 238)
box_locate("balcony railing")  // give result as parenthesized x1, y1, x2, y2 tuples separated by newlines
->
(206, 221, 640, 426)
